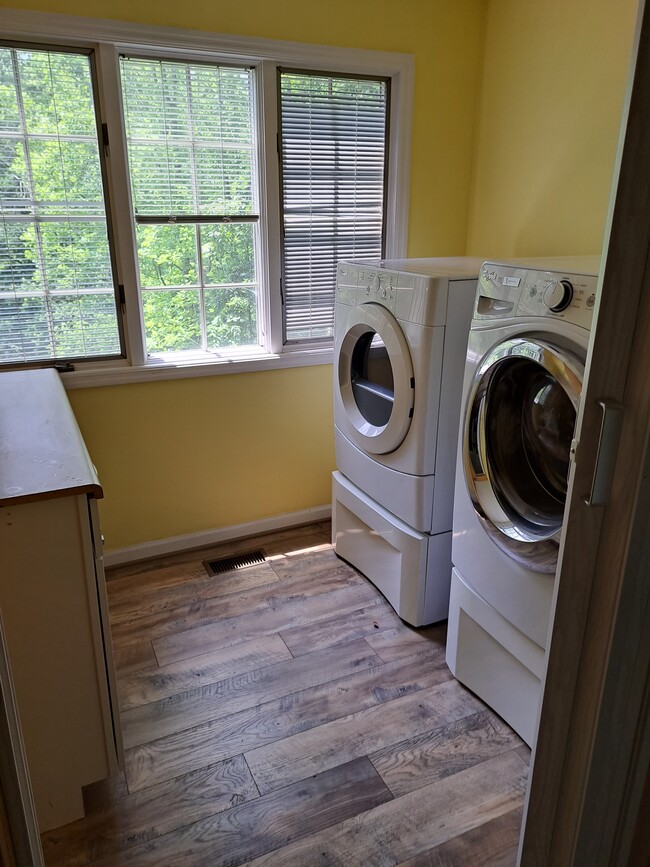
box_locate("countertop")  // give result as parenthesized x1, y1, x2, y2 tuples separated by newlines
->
(0, 368, 102, 506)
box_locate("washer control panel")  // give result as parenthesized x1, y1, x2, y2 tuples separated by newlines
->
(477, 262, 598, 329)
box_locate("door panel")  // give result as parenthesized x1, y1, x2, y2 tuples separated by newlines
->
(337, 303, 415, 454)
(463, 338, 583, 572)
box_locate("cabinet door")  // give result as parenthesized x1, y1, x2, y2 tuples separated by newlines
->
(1, 495, 113, 830)
(0, 609, 43, 865)
(83, 497, 124, 770)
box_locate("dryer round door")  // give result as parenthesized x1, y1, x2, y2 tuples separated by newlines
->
(463, 336, 584, 573)
(337, 302, 415, 455)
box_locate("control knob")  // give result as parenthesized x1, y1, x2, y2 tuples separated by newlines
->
(543, 279, 574, 312)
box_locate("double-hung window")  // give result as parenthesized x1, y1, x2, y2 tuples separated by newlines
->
(120, 57, 260, 357)
(0, 12, 411, 381)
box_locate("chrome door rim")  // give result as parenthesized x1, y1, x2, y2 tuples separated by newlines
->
(464, 337, 583, 565)
(337, 303, 415, 455)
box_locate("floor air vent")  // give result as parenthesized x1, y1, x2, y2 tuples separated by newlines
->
(203, 549, 266, 575)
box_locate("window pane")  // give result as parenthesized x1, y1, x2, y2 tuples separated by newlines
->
(142, 289, 202, 353)
(201, 223, 255, 285)
(28, 140, 108, 216)
(48, 293, 121, 356)
(190, 66, 253, 143)
(0, 51, 20, 132)
(0, 138, 27, 213)
(0, 221, 38, 291)
(0, 292, 120, 362)
(18, 50, 97, 137)
(39, 222, 113, 290)
(279, 71, 388, 342)
(0, 46, 121, 364)
(136, 224, 198, 288)
(127, 143, 194, 215)
(0, 296, 50, 361)
(195, 147, 254, 215)
(205, 286, 257, 349)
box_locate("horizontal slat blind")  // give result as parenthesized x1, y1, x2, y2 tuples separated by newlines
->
(279, 71, 388, 342)
(0, 46, 121, 363)
(120, 58, 257, 219)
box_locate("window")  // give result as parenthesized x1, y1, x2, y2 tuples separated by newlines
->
(120, 57, 260, 356)
(279, 71, 389, 343)
(0, 45, 121, 364)
(0, 12, 411, 382)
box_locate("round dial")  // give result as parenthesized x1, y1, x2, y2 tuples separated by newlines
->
(543, 279, 574, 312)
(367, 273, 380, 293)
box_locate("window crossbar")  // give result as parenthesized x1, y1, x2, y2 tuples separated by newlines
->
(134, 214, 259, 224)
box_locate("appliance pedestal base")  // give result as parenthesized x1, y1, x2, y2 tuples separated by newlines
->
(446, 567, 545, 747)
(332, 471, 452, 627)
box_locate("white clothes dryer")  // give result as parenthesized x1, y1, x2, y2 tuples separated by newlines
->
(446, 257, 600, 746)
(332, 257, 482, 626)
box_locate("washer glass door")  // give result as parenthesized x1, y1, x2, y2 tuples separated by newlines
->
(337, 302, 415, 455)
(464, 337, 583, 572)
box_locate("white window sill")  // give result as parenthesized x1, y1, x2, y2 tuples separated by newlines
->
(60, 345, 334, 389)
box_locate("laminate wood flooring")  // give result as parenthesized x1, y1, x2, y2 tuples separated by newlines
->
(40, 521, 529, 866)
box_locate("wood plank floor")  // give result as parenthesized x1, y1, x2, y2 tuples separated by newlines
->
(40, 522, 529, 866)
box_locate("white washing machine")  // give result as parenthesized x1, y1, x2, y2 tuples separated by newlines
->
(446, 256, 600, 746)
(332, 257, 483, 626)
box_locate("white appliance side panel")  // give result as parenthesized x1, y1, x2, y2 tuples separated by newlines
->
(430, 278, 477, 533)
(332, 472, 430, 627)
(334, 428, 435, 532)
(423, 530, 453, 624)
(393, 271, 449, 326)
(446, 568, 543, 747)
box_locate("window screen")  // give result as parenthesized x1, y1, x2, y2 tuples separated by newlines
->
(279, 70, 389, 343)
(120, 57, 260, 355)
(0, 45, 121, 364)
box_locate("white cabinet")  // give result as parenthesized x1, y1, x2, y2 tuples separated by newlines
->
(0, 370, 123, 832)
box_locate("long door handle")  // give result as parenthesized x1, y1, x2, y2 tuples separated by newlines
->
(583, 399, 624, 506)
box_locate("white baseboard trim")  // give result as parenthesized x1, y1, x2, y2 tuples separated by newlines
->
(103, 505, 332, 567)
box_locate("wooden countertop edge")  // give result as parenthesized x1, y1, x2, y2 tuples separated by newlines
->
(0, 369, 104, 505)
(0, 483, 104, 509)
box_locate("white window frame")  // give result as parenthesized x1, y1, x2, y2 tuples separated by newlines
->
(0, 9, 413, 388)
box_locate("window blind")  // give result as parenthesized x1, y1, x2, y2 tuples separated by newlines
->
(279, 71, 389, 342)
(0, 46, 121, 364)
(120, 57, 257, 220)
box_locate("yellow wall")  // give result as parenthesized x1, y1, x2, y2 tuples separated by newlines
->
(67, 367, 335, 549)
(0, 0, 487, 550)
(466, 0, 638, 258)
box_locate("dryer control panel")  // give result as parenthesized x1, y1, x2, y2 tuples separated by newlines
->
(476, 261, 599, 330)
(336, 261, 478, 327)
(336, 262, 448, 326)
